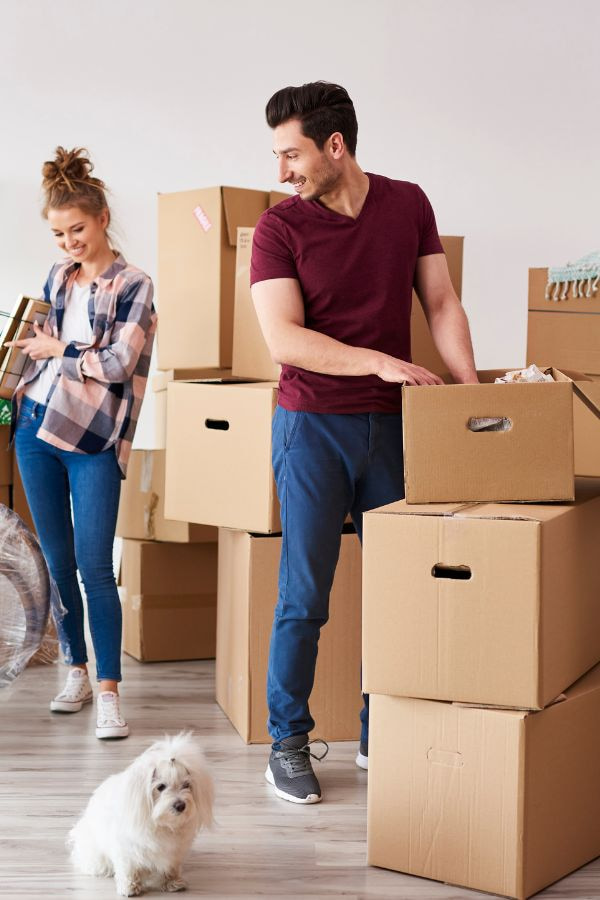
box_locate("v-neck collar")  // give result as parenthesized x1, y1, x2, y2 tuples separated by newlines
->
(305, 172, 374, 224)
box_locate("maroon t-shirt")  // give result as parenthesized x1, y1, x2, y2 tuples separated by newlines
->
(250, 172, 443, 413)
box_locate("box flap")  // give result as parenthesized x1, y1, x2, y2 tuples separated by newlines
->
(572, 381, 600, 420)
(222, 187, 269, 247)
(368, 499, 475, 517)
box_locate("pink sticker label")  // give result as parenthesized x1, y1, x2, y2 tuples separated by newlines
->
(192, 205, 212, 232)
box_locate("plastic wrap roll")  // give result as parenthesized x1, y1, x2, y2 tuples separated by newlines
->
(0, 503, 63, 687)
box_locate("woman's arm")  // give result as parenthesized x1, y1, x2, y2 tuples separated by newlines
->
(62, 277, 156, 384)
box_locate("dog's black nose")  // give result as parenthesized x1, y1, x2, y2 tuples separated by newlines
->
(173, 800, 186, 813)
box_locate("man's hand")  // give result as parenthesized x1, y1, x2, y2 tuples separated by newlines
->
(4, 321, 66, 360)
(374, 353, 444, 385)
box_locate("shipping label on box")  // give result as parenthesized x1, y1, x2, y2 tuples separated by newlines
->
(216, 527, 363, 743)
(362, 478, 600, 709)
(165, 380, 280, 533)
(157, 187, 271, 370)
(368, 666, 600, 899)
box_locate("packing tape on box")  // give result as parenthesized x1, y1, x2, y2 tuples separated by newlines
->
(143, 493, 158, 541)
(140, 450, 153, 493)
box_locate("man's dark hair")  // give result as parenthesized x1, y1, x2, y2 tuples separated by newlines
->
(265, 81, 358, 156)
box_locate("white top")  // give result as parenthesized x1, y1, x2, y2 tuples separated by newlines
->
(25, 280, 93, 404)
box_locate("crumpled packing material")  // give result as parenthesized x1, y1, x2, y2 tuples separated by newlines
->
(0, 503, 65, 689)
(469, 366, 554, 432)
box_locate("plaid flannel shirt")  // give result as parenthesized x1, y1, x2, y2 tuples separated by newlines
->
(12, 253, 157, 477)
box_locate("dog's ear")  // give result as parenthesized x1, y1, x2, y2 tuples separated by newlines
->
(167, 734, 214, 830)
(190, 766, 214, 830)
(122, 756, 154, 832)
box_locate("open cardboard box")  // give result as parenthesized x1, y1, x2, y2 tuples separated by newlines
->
(402, 367, 600, 503)
(157, 187, 287, 370)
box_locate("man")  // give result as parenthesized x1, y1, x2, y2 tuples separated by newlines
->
(251, 81, 478, 805)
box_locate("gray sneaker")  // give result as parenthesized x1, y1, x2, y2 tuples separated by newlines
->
(265, 735, 329, 804)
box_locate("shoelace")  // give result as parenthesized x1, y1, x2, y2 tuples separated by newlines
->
(277, 738, 329, 775)
(98, 693, 124, 725)
(58, 673, 89, 700)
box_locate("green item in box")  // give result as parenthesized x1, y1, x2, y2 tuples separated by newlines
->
(0, 400, 11, 426)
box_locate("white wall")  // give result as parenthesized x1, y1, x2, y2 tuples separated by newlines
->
(2, 0, 598, 434)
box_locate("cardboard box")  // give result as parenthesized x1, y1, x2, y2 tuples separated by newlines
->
(363, 478, 600, 709)
(232, 227, 281, 381)
(410, 235, 463, 375)
(120, 539, 217, 662)
(402, 367, 600, 503)
(527, 267, 600, 375)
(165, 380, 280, 533)
(0, 297, 49, 399)
(0, 485, 9, 506)
(147, 368, 232, 451)
(0, 425, 12, 486)
(231, 232, 463, 382)
(157, 187, 278, 370)
(367, 666, 600, 899)
(216, 526, 363, 743)
(117, 450, 217, 543)
(574, 373, 600, 476)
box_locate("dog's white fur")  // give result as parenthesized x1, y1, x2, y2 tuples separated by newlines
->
(68, 732, 214, 896)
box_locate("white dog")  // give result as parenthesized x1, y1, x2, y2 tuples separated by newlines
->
(68, 732, 214, 896)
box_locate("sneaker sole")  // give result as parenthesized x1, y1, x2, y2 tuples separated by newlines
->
(264, 765, 321, 804)
(50, 694, 93, 713)
(355, 751, 368, 770)
(96, 724, 129, 739)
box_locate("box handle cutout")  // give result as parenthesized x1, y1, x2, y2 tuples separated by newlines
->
(467, 416, 512, 432)
(432, 564, 472, 580)
(427, 748, 463, 768)
(205, 418, 230, 431)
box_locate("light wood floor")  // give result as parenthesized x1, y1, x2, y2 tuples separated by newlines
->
(2, 653, 599, 899)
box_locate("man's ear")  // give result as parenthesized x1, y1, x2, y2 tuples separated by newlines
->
(328, 132, 346, 160)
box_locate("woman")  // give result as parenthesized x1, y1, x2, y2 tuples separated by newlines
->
(7, 146, 156, 739)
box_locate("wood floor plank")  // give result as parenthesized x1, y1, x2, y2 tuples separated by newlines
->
(1, 654, 599, 898)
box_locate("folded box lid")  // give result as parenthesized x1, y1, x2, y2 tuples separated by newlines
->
(222, 187, 269, 247)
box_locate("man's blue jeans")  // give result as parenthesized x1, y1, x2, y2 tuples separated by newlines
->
(267, 407, 405, 744)
(14, 396, 123, 681)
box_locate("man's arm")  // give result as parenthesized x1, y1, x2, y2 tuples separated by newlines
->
(251, 278, 443, 386)
(413, 253, 478, 384)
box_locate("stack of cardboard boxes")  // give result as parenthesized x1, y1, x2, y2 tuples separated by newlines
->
(362, 364, 600, 896)
(151, 186, 366, 742)
(152, 212, 468, 745)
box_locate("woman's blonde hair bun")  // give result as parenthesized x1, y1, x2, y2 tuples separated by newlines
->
(41, 146, 110, 221)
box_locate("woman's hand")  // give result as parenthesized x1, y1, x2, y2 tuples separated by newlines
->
(4, 321, 66, 360)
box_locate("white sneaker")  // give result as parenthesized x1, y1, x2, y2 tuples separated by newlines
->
(95, 691, 129, 739)
(50, 668, 93, 713)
